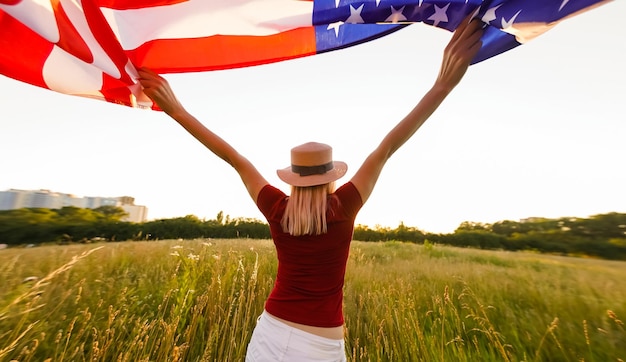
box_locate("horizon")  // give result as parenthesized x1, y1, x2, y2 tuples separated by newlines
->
(1, 185, 623, 234)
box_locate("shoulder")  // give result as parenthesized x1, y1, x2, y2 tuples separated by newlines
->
(336, 182, 362, 202)
(257, 184, 285, 203)
(333, 182, 363, 216)
(256, 184, 289, 224)
(256, 184, 287, 216)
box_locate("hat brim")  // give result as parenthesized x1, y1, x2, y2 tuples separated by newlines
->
(276, 161, 347, 187)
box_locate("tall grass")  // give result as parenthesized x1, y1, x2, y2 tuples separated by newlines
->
(345, 241, 625, 361)
(0, 240, 624, 361)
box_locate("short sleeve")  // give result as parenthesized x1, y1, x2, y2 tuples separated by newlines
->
(335, 182, 363, 218)
(256, 184, 287, 221)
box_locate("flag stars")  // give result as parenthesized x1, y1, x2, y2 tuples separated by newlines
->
(327, 21, 344, 37)
(428, 3, 449, 27)
(346, 4, 365, 24)
(386, 6, 407, 23)
(559, 0, 570, 11)
(482, 4, 501, 24)
(501, 9, 521, 29)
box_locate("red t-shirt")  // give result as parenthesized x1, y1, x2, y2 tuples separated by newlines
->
(256, 182, 363, 327)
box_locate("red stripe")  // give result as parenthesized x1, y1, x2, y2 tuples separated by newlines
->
(83, 0, 134, 84)
(94, 0, 187, 10)
(127, 27, 317, 73)
(51, 0, 94, 63)
(100, 73, 135, 107)
(0, 11, 53, 88)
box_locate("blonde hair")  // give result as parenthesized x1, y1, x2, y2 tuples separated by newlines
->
(281, 182, 336, 236)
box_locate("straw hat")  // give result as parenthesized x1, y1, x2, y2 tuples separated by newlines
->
(277, 142, 347, 187)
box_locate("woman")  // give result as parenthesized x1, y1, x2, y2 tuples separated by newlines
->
(138, 16, 483, 362)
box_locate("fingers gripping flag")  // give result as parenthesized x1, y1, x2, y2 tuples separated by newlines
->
(0, 0, 612, 109)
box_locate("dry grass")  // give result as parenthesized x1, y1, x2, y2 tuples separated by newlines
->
(0, 239, 624, 361)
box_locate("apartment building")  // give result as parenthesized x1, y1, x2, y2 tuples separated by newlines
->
(0, 189, 148, 223)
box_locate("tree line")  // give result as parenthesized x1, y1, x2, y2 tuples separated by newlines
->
(1, 207, 625, 260)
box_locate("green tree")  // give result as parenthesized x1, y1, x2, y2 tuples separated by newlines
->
(93, 205, 128, 221)
(216, 211, 225, 225)
(456, 221, 490, 232)
(55, 206, 98, 223)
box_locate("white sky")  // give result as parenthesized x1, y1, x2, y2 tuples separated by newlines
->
(1, 1, 624, 234)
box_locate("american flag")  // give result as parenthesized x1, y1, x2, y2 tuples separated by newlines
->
(0, 0, 612, 109)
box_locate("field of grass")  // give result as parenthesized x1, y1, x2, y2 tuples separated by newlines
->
(0, 239, 624, 361)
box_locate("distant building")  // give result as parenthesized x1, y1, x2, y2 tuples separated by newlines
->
(0, 189, 148, 222)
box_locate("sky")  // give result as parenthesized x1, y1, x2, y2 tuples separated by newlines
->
(1, 1, 625, 234)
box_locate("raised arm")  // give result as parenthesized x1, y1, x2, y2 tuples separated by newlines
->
(137, 68, 269, 202)
(350, 17, 484, 203)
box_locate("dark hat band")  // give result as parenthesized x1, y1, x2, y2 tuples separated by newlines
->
(291, 162, 334, 176)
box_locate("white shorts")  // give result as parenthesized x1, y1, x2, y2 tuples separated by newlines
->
(245, 311, 347, 362)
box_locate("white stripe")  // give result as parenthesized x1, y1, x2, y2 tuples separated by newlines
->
(101, 0, 314, 50)
(43, 46, 103, 95)
(61, 0, 121, 78)
(0, 0, 59, 42)
(1, 0, 122, 79)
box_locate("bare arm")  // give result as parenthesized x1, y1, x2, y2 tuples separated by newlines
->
(350, 17, 484, 203)
(137, 68, 269, 202)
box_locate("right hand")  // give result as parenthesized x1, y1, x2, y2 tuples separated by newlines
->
(436, 15, 484, 90)
(137, 67, 186, 116)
